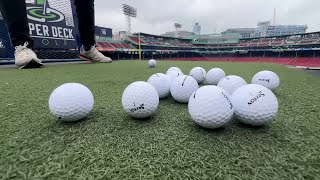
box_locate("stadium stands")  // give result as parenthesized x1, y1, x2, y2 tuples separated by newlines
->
(93, 32, 320, 67)
(274, 58, 295, 65)
(258, 39, 272, 46)
(270, 38, 283, 46)
(305, 58, 320, 67)
(128, 36, 145, 44)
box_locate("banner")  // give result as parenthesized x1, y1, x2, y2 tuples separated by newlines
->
(26, 0, 77, 49)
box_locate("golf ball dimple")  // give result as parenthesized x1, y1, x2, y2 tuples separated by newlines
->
(189, 86, 234, 129)
(122, 81, 159, 119)
(148, 59, 156, 68)
(147, 73, 170, 99)
(166, 67, 182, 75)
(170, 75, 199, 103)
(206, 68, 226, 85)
(217, 75, 247, 95)
(231, 84, 278, 126)
(189, 67, 207, 84)
(49, 83, 94, 122)
(252, 70, 280, 91)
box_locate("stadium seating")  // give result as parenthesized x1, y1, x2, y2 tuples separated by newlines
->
(109, 43, 123, 49)
(259, 57, 276, 63)
(249, 39, 259, 46)
(238, 40, 249, 47)
(298, 39, 318, 45)
(270, 38, 284, 46)
(128, 36, 145, 44)
(258, 39, 271, 46)
(289, 57, 311, 66)
(305, 58, 320, 67)
(274, 58, 295, 65)
(232, 57, 258, 62)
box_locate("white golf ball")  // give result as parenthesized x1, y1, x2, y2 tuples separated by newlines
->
(148, 59, 156, 68)
(189, 67, 207, 84)
(122, 81, 159, 119)
(166, 67, 182, 75)
(252, 71, 280, 91)
(189, 86, 234, 129)
(206, 68, 226, 85)
(217, 75, 247, 95)
(167, 70, 184, 84)
(170, 75, 199, 103)
(49, 83, 94, 122)
(231, 84, 278, 126)
(147, 73, 171, 99)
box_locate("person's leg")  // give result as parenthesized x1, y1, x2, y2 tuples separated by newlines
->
(73, 0, 95, 50)
(0, 0, 42, 68)
(0, 0, 33, 48)
(74, 0, 112, 63)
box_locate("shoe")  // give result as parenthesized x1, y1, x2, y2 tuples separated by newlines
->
(79, 46, 112, 63)
(15, 42, 43, 69)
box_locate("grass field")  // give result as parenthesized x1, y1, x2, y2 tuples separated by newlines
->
(0, 60, 319, 179)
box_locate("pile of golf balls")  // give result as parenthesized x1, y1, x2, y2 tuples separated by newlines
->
(47, 63, 281, 131)
(49, 83, 94, 122)
(118, 66, 280, 128)
(148, 59, 156, 68)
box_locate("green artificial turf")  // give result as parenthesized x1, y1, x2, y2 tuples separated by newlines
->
(0, 61, 319, 179)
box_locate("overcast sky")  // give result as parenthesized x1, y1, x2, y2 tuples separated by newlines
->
(94, 0, 320, 35)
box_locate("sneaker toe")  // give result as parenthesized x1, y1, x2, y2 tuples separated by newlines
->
(101, 57, 112, 63)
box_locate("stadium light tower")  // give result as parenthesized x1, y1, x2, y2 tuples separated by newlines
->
(122, 4, 137, 34)
(174, 23, 182, 38)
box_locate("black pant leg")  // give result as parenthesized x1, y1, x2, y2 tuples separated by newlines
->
(73, 0, 95, 48)
(0, 0, 33, 48)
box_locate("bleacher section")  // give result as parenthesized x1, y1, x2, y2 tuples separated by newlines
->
(168, 57, 320, 67)
(92, 31, 320, 67)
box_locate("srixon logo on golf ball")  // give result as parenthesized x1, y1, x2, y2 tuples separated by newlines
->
(221, 92, 233, 109)
(248, 91, 265, 106)
(258, 79, 270, 83)
(129, 103, 145, 112)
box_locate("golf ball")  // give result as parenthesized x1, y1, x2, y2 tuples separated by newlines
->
(217, 75, 247, 95)
(167, 70, 184, 84)
(189, 86, 234, 129)
(189, 67, 207, 84)
(122, 81, 159, 119)
(147, 73, 171, 99)
(170, 75, 199, 103)
(206, 68, 226, 85)
(231, 84, 278, 126)
(252, 71, 280, 91)
(49, 83, 94, 122)
(148, 59, 156, 68)
(166, 67, 182, 75)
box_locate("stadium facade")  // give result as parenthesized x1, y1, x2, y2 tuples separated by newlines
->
(223, 21, 308, 38)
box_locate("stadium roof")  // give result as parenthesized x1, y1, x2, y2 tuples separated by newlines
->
(133, 32, 191, 41)
(241, 31, 320, 40)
